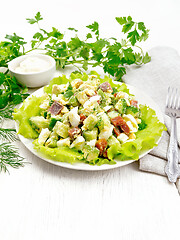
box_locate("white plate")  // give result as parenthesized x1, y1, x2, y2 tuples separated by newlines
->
(15, 84, 164, 171)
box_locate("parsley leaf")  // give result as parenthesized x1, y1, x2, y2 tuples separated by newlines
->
(64, 82, 74, 98)
(26, 12, 43, 24)
(138, 119, 147, 130)
(86, 21, 99, 39)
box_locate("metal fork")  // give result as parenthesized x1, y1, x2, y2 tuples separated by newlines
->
(165, 87, 180, 182)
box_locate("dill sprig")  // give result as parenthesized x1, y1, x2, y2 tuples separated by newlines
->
(0, 73, 28, 173)
(0, 128, 18, 142)
(0, 104, 14, 122)
(0, 142, 25, 173)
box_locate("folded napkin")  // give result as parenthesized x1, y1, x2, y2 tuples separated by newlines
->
(123, 46, 180, 192)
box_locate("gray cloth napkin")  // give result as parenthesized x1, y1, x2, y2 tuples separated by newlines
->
(123, 46, 180, 192)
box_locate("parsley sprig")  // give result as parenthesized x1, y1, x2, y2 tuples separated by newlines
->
(25, 13, 150, 80)
(0, 73, 29, 111)
(0, 12, 150, 81)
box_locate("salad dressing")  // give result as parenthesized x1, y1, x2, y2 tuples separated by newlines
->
(15, 56, 51, 73)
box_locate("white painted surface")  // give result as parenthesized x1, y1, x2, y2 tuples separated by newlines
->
(0, 1, 180, 240)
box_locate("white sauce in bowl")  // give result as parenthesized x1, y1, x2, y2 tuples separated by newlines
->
(15, 56, 51, 73)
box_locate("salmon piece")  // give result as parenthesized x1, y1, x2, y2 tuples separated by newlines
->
(99, 82, 113, 92)
(111, 116, 124, 127)
(95, 139, 108, 155)
(120, 122, 130, 135)
(113, 127, 121, 136)
(79, 114, 86, 124)
(130, 100, 138, 108)
(102, 150, 108, 159)
(48, 101, 63, 115)
(68, 127, 81, 139)
(111, 116, 130, 134)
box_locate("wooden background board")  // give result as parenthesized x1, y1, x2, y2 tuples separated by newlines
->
(0, 1, 180, 239)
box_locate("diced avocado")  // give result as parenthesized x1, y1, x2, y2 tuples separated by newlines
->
(29, 116, 49, 130)
(76, 91, 89, 105)
(45, 137, 57, 148)
(126, 106, 141, 118)
(49, 118, 58, 130)
(83, 145, 99, 162)
(115, 98, 127, 114)
(96, 117, 104, 131)
(104, 92, 112, 105)
(83, 114, 98, 130)
(70, 136, 85, 151)
(108, 136, 121, 148)
(100, 113, 111, 127)
(83, 128, 98, 141)
(107, 110, 119, 119)
(97, 89, 106, 106)
(53, 121, 69, 138)
(97, 89, 111, 106)
(69, 95, 79, 107)
(52, 84, 67, 95)
(61, 113, 69, 125)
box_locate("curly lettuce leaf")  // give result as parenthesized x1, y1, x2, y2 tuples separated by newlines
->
(13, 95, 46, 139)
(116, 104, 167, 161)
(33, 139, 84, 164)
(44, 72, 89, 94)
(44, 75, 69, 94)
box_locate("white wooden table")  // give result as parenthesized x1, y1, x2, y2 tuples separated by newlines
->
(0, 1, 180, 239)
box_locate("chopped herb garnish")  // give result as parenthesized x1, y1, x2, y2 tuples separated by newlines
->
(138, 119, 147, 130)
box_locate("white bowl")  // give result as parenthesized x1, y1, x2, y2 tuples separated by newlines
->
(8, 54, 56, 88)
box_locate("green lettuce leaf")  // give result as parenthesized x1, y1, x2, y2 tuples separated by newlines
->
(13, 95, 46, 139)
(44, 75, 69, 94)
(116, 104, 167, 161)
(33, 139, 84, 164)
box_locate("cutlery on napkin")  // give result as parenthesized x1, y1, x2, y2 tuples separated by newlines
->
(123, 46, 180, 192)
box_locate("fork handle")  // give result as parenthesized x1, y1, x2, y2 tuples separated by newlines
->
(165, 116, 180, 182)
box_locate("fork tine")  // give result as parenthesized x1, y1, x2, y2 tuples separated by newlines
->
(166, 87, 171, 108)
(172, 88, 178, 109)
(177, 91, 180, 110)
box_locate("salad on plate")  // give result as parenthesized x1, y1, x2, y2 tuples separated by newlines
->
(13, 71, 166, 166)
